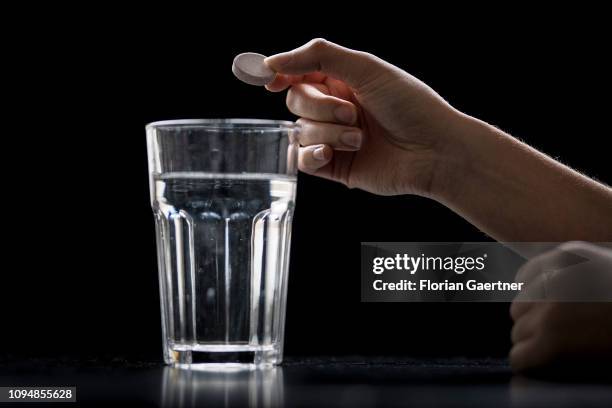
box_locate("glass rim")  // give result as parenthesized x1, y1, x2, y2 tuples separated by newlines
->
(146, 118, 295, 131)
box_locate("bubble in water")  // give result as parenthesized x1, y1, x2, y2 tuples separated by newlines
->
(199, 211, 221, 221)
(206, 287, 215, 304)
(229, 211, 250, 222)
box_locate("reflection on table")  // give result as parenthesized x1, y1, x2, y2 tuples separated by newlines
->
(161, 365, 284, 408)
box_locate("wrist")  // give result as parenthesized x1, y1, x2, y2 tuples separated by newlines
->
(426, 110, 497, 203)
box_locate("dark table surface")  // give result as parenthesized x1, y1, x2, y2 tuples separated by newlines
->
(1, 356, 611, 407)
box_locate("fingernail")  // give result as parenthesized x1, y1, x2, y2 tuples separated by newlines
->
(264, 52, 293, 70)
(291, 123, 301, 142)
(340, 131, 362, 148)
(334, 105, 356, 125)
(313, 146, 327, 161)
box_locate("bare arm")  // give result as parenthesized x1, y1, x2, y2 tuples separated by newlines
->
(432, 113, 612, 242)
(263, 39, 612, 242)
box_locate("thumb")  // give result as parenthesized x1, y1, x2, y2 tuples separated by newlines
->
(556, 241, 612, 262)
(264, 38, 388, 90)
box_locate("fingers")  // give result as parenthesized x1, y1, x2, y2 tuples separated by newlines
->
(265, 72, 327, 92)
(265, 74, 299, 92)
(510, 338, 552, 373)
(264, 38, 387, 90)
(515, 246, 582, 285)
(515, 253, 548, 285)
(298, 144, 333, 174)
(510, 300, 536, 321)
(263, 39, 378, 182)
(557, 241, 612, 261)
(515, 241, 611, 297)
(288, 84, 357, 125)
(513, 272, 547, 303)
(516, 241, 610, 284)
(515, 243, 612, 303)
(297, 119, 362, 151)
(509, 303, 563, 374)
(511, 306, 541, 343)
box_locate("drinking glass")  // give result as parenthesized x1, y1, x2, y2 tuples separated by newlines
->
(146, 119, 298, 366)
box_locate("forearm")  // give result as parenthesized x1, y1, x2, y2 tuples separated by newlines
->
(432, 112, 612, 242)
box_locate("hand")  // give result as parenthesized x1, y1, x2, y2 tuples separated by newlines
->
(510, 242, 612, 375)
(265, 38, 461, 196)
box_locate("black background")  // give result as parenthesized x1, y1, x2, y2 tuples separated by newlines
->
(4, 9, 611, 363)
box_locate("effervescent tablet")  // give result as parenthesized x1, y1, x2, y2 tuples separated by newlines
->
(232, 52, 276, 86)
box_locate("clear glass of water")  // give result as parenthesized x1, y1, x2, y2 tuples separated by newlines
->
(146, 119, 298, 366)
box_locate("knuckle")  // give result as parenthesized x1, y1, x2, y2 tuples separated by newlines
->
(296, 120, 314, 144)
(509, 345, 528, 371)
(510, 323, 521, 343)
(558, 241, 588, 253)
(515, 265, 530, 283)
(510, 301, 521, 320)
(297, 153, 310, 171)
(309, 38, 329, 51)
(516, 254, 546, 283)
(287, 91, 309, 115)
(357, 51, 378, 64)
(509, 303, 517, 319)
(298, 165, 314, 175)
(320, 94, 342, 107)
(286, 88, 299, 111)
(288, 85, 324, 112)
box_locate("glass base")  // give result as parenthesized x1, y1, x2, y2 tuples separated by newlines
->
(165, 344, 282, 367)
